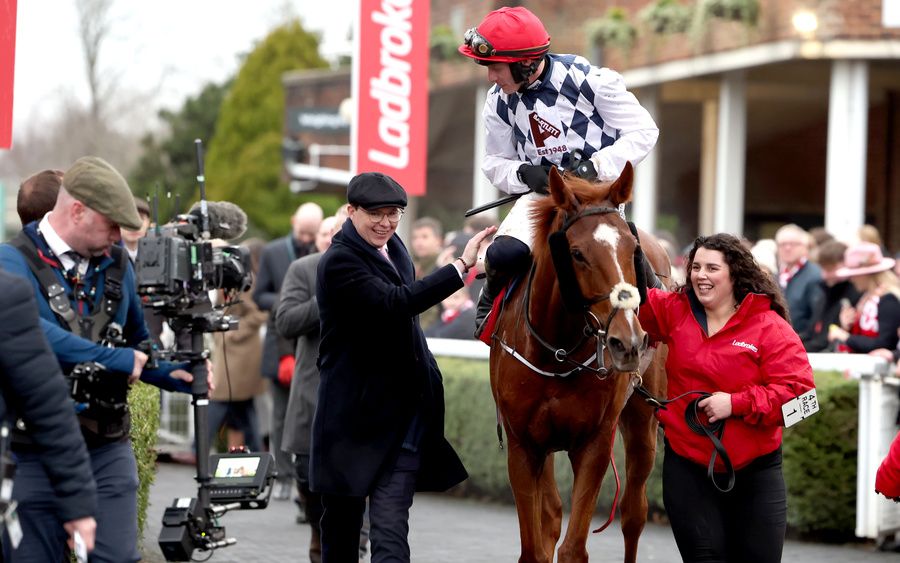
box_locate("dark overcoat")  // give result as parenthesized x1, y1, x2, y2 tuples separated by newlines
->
(0, 269, 97, 523)
(253, 235, 309, 379)
(276, 252, 323, 456)
(310, 220, 468, 496)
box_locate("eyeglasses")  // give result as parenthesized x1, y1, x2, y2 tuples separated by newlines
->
(362, 207, 404, 224)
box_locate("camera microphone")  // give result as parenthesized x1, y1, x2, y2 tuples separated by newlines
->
(188, 201, 248, 240)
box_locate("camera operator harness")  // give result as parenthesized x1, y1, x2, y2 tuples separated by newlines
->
(9, 230, 133, 442)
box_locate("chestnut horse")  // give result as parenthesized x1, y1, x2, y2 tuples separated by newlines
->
(487, 164, 671, 563)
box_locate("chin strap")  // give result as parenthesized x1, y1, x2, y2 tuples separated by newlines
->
(512, 56, 544, 91)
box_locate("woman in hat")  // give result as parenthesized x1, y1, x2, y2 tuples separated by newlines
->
(827, 242, 900, 353)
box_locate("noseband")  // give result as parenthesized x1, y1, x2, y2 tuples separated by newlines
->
(501, 205, 641, 378)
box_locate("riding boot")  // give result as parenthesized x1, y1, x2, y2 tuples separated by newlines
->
(474, 236, 533, 339)
(473, 262, 510, 339)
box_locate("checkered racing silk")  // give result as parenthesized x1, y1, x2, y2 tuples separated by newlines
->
(481, 54, 658, 247)
(481, 54, 658, 195)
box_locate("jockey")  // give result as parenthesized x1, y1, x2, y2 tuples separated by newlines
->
(459, 6, 660, 337)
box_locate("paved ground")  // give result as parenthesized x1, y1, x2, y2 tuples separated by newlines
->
(141, 461, 898, 562)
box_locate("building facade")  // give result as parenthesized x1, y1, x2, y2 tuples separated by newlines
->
(286, 0, 900, 250)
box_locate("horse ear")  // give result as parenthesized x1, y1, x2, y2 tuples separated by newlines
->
(548, 165, 571, 208)
(608, 161, 634, 206)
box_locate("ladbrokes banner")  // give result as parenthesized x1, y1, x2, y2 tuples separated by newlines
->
(354, 0, 429, 195)
(0, 0, 16, 149)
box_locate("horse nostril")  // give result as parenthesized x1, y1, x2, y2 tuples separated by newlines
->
(641, 333, 649, 351)
(608, 337, 626, 355)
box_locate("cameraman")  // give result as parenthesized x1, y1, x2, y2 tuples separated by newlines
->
(0, 269, 97, 557)
(0, 156, 196, 563)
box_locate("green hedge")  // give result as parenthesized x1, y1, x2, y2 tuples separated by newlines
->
(129, 382, 161, 545)
(439, 357, 857, 537)
(782, 371, 858, 539)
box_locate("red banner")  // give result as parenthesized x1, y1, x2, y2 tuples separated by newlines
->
(354, 0, 429, 196)
(0, 0, 16, 149)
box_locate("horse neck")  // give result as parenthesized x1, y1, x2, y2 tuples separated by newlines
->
(528, 256, 585, 344)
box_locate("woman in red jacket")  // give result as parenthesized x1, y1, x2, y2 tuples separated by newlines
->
(877, 431, 900, 500)
(638, 233, 815, 563)
(875, 433, 900, 501)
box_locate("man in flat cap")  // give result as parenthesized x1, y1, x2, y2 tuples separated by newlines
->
(0, 156, 197, 562)
(310, 172, 495, 562)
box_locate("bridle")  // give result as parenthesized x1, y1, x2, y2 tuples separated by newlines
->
(497, 204, 641, 378)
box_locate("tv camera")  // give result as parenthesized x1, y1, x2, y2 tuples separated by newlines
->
(136, 139, 275, 561)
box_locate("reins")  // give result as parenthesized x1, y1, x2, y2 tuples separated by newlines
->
(498, 204, 626, 378)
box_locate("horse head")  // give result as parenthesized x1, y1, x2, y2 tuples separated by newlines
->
(531, 163, 648, 373)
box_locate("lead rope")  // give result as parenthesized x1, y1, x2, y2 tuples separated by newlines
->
(633, 386, 735, 493)
(592, 421, 621, 533)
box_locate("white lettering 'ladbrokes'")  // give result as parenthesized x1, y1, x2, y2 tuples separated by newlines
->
(731, 340, 758, 353)
(368, 0, 413, 169)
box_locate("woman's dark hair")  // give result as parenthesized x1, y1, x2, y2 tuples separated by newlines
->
(681, 233, 791, 322)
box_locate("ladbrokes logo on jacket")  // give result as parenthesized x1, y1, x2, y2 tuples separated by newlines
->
(731, 339, 758, 353)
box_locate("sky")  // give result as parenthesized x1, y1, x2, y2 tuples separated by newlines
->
(10, 0, 355, 138)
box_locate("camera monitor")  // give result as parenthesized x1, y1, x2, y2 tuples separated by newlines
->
(208, 452, 275, 509)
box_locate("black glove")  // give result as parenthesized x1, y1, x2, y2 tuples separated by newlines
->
(517, 164, 550, 194)
(566, 149, 598, 181)
(571, 158, 597, 180)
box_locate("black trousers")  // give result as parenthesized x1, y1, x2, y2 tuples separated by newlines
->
(663, 443, 787, 563)
(321, 449, 420, 563)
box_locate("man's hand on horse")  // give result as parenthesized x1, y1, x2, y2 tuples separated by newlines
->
(699, 392, 732, 423)
(517, 163, 551, 194)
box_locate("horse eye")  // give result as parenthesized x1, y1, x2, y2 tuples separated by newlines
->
(571, 249, 586, 262)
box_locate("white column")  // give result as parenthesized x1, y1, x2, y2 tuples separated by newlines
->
(472, 85, 499, 217)
(825, 60, 869, 243)
(713, 70, 747, 235)
(699, 99, 718, 236)
(632, 86, 659, 231)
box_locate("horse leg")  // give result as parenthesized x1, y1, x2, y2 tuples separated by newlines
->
(557, 435, 614, 563)
(506, 437, 552, 563)
(617, 395, 660, 563)
(538, 455, 562, 558)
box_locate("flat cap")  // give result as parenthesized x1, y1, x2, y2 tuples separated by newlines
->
(64, 156, 143, 230)
(347, 172, 408, 209)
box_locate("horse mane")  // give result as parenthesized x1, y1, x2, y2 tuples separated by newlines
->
(530, 174, 617, 268)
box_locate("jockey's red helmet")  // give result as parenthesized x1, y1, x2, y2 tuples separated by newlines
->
(458, 6, 550, 64)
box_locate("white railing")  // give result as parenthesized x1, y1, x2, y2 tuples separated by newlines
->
(804, 353, 900, 541)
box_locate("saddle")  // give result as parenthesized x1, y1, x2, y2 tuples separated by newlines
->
(477, 275, 524, 345)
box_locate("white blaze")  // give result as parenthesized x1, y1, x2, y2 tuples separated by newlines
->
(593, 223, 624, 282)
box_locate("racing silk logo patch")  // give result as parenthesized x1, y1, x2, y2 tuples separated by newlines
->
(529, 112, 561, 148)
(731, 340, 758, 353)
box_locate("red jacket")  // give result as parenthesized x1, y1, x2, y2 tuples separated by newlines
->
(639, 289, 815, 470)
(876, 431, 900, 500)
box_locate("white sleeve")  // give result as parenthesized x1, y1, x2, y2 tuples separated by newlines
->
(586, 68, 659, 181)
(481, 93, 530, 195)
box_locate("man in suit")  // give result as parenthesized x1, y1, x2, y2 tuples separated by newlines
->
(0, 269, 97, 557)
(277, 214, 364, 562)
(253, 202, 323, 500)
(310, 172, 495, 562)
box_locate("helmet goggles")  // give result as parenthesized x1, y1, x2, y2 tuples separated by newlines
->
(463, 27, 549, 60)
